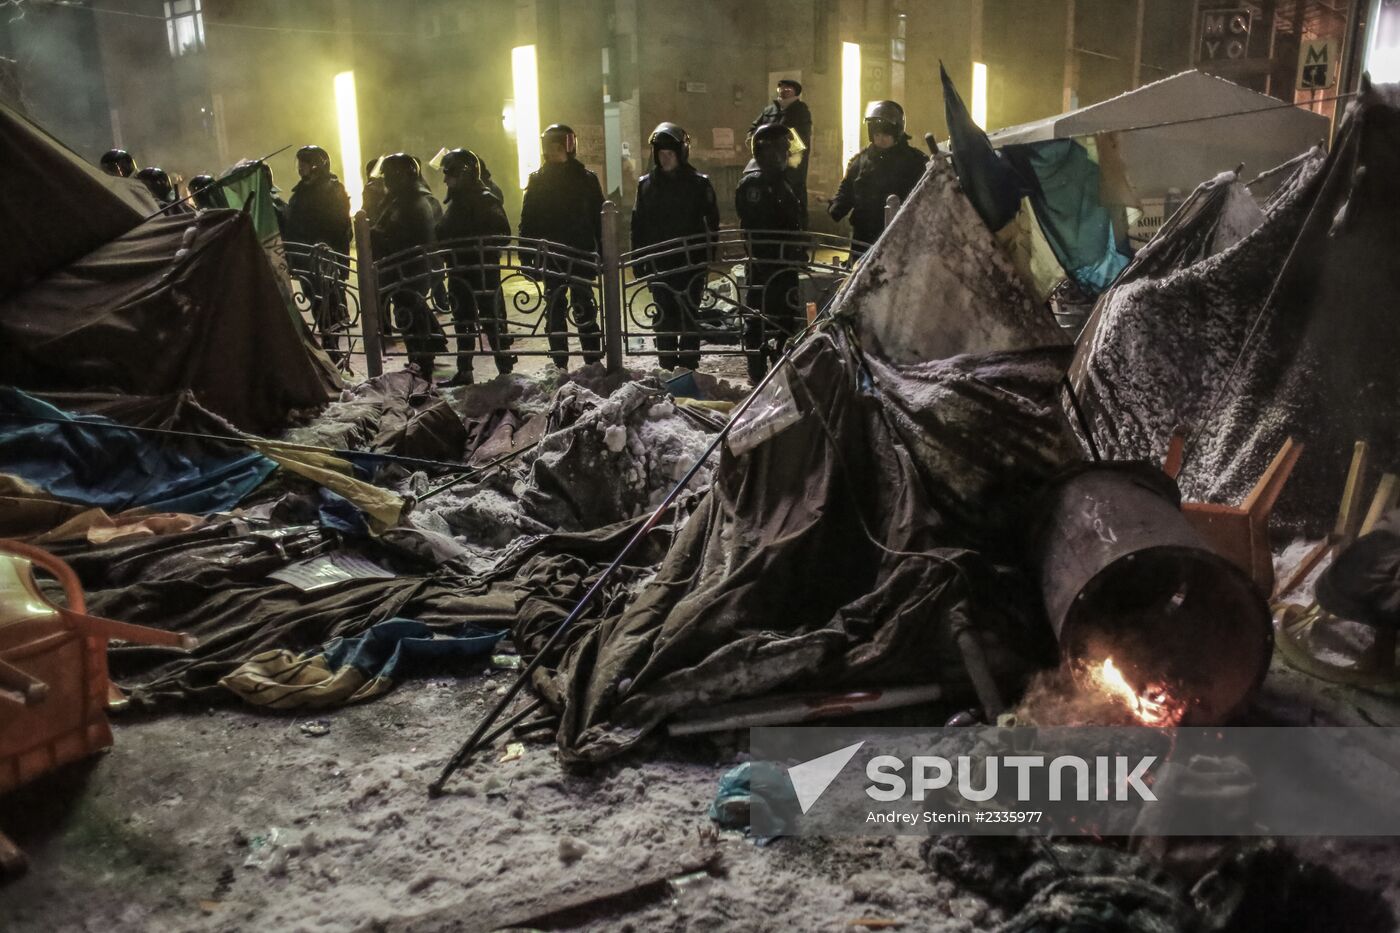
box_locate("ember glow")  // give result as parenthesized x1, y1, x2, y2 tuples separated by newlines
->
(1087, 658, 1184, 726)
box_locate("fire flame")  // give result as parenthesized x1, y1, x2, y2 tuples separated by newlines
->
(1087, 658, 1183, 726)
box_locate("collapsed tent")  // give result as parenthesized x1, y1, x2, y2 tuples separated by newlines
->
(0, 387, 274, 516)
(1072, 82, 1400, 532)
(0, 98, 157, 300)
(0, 208, 337, 434)
(516, 154, 1080, 764)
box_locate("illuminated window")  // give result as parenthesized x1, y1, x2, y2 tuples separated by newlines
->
(165, 0, 205, 57)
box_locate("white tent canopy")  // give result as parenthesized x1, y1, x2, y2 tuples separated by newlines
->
(985, 70, 1329, 201)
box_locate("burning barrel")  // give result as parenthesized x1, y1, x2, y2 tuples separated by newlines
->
(1031, 463, 1273, 726)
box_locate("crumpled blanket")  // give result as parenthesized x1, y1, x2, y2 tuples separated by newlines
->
(220, 617, 505, 709)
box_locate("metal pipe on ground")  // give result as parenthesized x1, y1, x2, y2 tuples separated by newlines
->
(1030, 463, 1273, 725)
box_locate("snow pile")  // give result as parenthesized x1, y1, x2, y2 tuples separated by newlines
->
(410, 377, 718, 554)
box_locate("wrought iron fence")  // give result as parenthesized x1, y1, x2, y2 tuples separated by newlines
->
(286, 195, 900, 380)
(282, 241, 361, 374)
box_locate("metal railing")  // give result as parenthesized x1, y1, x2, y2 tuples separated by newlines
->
(283, 240, 362, 374)
(284, 194, 901, 379)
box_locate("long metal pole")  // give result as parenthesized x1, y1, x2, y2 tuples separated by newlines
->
(600, 201, 624, 374)
(353, 210, 384, 378)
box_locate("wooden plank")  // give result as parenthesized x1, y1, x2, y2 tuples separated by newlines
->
(1335, 441, 1370, 539)
(1359, 473, 1399, 537)
(1242, 437, 1302, 519)
(1273, 538, 1333, 601)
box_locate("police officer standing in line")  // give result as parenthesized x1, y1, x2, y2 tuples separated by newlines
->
(748, 78, 812, 225)
(519, 124, 605, 370)
(100, 149, 137, 178)
(827, 101, 928, 255)
(285, 145, 353, 363)
(286, 146, 352, 254)
(436, 148, 516, 386)
(363, 157, 387, 221)
(735, 124, 806, 384)
(631, 123, 720, 372)
(372, 153, 442, 376)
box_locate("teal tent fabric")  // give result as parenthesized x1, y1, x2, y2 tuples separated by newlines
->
(1002, 140, 1130, 294)
(0, 387, 275, 513)
(940, 70, 1130, 296)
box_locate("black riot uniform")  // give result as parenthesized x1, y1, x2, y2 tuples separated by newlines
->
(436, 148, 515, 385)
(372, 153, 444, 375)
(830, 101, 927, 253)
(735, 124, 806, 384)
(518, 124, 605, 370)
(631, 123, 720, 371)
(286, 147, 352, 254)
(286, 146, 353, 364)
(135, 167, 193, 215)
(748, 78, 812, 224)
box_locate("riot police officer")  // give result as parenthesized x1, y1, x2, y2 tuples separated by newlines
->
(100, 149, 137, 178)
(631, 122, 720, 371)
(828, 101, 928, 255)
(372, 153, 442, 375)
(286, 145, 353, 363)
(285, 146, 351, 253)
(135, 167, 193, 214)
(747, 78, 813, 225)
(735, 124, 806, 384)
(519, 124, 605, 370)
(436, 147, 515, 385)
(187, 174, 220, 210)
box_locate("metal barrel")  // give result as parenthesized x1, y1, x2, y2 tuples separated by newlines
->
(1031, 462, 1273, 725)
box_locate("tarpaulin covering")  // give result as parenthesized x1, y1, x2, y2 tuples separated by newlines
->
(0, 387, 274, 514)
(0, 209, 337, 434)
(830, 154, 1067, 365)
(1104, 169, 1264, 291)
(1072, 83, 1400, 532)
(0, 99, 157, 301)
(523, 328, 1070, 764)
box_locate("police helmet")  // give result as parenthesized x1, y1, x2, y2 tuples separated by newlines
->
(649, 122, 690, 163)
(296, 145, 331, 172)
(440, 148, 482, 183)
(751, 123, 792, 158)
(864, 100, 905, 138)
(541, 123, 577, 155)
(379, 152, 421, 188)
(187, 173, 218, 208)
(135, 166, 174, 201)
(100, 148, 137, 178)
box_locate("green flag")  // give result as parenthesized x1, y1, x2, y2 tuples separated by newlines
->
(213, 160, 300, 325)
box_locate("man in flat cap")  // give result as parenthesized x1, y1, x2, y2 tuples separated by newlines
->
(748, 78, 812, 226)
